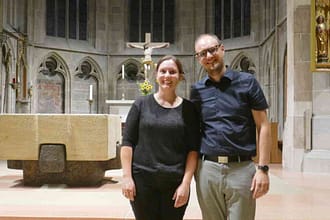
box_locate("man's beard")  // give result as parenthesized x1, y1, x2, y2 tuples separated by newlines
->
(208, 60, 224, 73)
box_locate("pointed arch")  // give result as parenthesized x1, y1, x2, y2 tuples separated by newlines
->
(36, 52, 70, 113)
(75, 56, 104, 82)
(116, 58, 145, 100)
(38, 52, 70, 79)
(230, 52, 256, 74)
(120, 58, 145, 81)
(71, 56, 104, 113)
(2, 40, 15, 74)
(1, 40, 16, 113)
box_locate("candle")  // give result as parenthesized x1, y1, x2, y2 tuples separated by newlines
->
(89, 84, 93, 100)
(122, 65, 125, 79)
(144, 64, 148, 78)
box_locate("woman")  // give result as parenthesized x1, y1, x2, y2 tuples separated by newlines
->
(120, 55, 200, 220)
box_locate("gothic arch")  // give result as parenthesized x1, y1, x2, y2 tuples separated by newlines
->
(2, 40, 15, 74)
(38, 52, 70, 79)
(116, 58, 145, 100)
(36, 52, 70, 113)
(230, 52, 256, 74)
(1, 40, 16, 113)
(75, 56, 104, 82)
(72, 56, 104, 113)
(120, 58, 145, 81)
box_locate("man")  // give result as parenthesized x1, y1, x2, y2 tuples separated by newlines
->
(190, 33, 271, 220)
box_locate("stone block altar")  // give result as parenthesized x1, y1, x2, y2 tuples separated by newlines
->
(0, 114, 122, 186)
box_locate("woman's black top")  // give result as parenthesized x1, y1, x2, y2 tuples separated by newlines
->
(122, 94, 200, 179)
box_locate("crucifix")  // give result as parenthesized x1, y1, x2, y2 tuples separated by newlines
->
(127, 33, 170, 78)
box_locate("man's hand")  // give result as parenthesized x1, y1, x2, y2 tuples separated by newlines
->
(250, 170, 270, 199)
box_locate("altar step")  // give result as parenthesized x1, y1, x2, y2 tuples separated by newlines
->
(2, 162, 330, 220)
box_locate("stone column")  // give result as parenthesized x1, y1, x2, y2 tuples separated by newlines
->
(284, 1, 313, 171)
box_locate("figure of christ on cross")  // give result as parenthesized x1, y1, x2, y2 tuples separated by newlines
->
(126, 33, 170, 66)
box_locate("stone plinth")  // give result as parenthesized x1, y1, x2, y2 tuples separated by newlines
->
(0, 114, 121, 161)
(0, 114, 122, 186)
(302, 115, 330, 173)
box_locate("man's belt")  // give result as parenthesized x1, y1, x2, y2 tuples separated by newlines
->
(201, 154, 252, 164)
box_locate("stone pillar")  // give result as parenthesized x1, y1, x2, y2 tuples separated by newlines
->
(284, 1, 313, 171)
(285, 0, 330, 173)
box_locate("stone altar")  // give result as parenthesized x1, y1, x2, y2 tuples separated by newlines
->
(0, 114, 122, 186)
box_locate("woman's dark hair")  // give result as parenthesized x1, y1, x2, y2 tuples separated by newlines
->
(155, 55, 184, 74)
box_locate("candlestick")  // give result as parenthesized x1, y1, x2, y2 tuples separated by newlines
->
(88, 99, 93, 114)
(89, 84, 93, 100)
(122, 65, 125, 79)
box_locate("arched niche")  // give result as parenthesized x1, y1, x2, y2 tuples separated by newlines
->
(117, 58, 145, 100)
(72, 57, 103, 113)
(37, 53, 69, 113)
(231, 52, 256, 74)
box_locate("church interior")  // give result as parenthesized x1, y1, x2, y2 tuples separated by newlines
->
(1, 0, 330, 219)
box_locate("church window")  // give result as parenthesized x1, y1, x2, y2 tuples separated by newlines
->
(214, 0, 250, 40)
(128, 0, 174, 43)
(46, 0, 87, 40)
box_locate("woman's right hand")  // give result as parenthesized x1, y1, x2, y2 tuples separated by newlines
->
(122, 176, 136, 201)
(120, 146, 135, 201)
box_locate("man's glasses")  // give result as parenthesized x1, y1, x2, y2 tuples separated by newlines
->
(195, 44, 221, 58)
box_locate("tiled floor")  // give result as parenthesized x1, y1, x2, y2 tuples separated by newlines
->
(0, 161, 330, 220)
